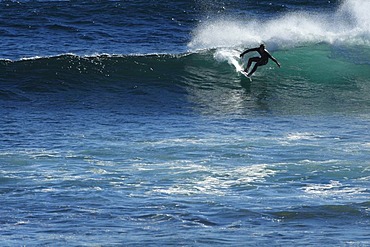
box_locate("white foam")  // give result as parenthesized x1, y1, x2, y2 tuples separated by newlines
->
(188, 0, 370, 50)
(303, 180, 367, 196)
(285, 132, 320, 141)
(153, 164, 276, 196)
(213, 49, 243, 72)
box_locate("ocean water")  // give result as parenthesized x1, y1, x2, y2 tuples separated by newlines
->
(1, 0, 370, 246)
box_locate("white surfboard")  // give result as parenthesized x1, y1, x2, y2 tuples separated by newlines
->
(240, 70, 252, 80)
(228, 53, 252, 81)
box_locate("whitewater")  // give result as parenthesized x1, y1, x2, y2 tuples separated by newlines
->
(189, 0, 370, 49)
(1, 0, 369, 246)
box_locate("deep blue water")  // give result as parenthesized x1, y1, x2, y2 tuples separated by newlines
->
(1, 0, 370, 246)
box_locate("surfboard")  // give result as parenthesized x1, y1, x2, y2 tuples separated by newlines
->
(240, 70, 252, 81)
(228, 52, 252, 81)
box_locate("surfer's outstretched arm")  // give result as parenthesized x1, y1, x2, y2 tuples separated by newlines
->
(268, 53, 281, 67)
(240, 48, 258, 58)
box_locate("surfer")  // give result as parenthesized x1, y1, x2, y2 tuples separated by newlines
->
(240, 44, 280, 76)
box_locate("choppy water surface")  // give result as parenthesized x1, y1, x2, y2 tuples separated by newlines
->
(1, 0, 369, 245)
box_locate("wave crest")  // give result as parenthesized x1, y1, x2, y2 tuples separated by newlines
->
(188, 0, 370, 50)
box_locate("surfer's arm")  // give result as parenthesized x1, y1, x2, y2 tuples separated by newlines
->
(240, 48, 258, 58)
(269, 53, 281, 67)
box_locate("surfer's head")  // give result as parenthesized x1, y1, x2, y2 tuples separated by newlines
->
(259, 43, 265, 49)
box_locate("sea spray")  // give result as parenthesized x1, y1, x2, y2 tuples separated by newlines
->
(188, 0, 370, 50)
(213, 49, 243, 72)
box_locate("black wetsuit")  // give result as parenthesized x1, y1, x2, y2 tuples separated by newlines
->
(241, 47, 270, 65)
(240, 47, 279, 76)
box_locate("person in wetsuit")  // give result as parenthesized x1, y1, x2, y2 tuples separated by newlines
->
(240, 44, 281, 77)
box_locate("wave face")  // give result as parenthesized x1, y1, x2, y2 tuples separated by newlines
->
(1, 43, 370, 116)
(1, 0, 369, 116)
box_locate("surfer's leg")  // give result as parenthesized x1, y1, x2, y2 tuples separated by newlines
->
(245, 57, 260, 72)
(248, 59, 267, 76)
(248, 64, 259, 76)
